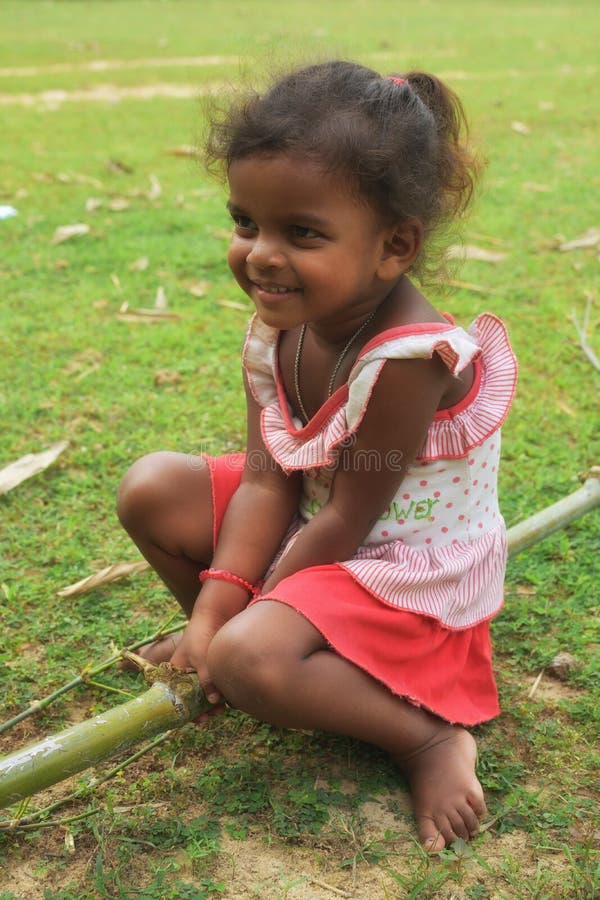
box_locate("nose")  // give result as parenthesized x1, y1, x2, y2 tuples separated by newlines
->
(245, 232, 285, 270)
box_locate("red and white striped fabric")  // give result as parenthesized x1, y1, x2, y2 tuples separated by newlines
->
(243, 313, 518, 629)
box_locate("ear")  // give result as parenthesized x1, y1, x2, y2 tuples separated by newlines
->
(377, 218, 424, 281)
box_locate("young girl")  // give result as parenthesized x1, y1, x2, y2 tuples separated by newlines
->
(117, 61, 517, 852)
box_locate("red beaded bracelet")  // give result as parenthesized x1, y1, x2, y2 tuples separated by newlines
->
(199, 568, 261, 598)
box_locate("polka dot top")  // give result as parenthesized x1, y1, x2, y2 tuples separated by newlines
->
(243, 313, 518, 629)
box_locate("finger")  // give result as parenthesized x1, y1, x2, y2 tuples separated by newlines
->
(201, 679, 222, 705)
(193, 703, 226, 723)
(169, 647, 187, 670)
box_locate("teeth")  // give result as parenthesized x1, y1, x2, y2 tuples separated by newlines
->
(257, 284, 294, 293)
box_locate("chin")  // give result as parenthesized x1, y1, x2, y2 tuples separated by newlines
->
(254, 305, 304, 330)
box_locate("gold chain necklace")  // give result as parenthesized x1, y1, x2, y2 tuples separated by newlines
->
(293, 309, 377, 424)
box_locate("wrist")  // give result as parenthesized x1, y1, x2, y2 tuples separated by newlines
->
(191, 580, 249, 624)
(199, 567, 263, 598)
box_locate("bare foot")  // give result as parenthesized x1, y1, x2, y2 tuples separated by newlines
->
(396, 726, 486, 852)
(120, 632, 183, 671)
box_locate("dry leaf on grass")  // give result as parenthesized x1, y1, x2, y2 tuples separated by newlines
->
(57, 560, 150, 597)
(107, 158, 133, 174)
(154, 369, 182, 386)
(515, 584, 536, 596)
(55, 171, 103, 189)
(570, 293, 600, 372)
(165, 144, 201, 158)
(117, 301, 181, 322)
(50, 223, 90, 244)
(447, 244, 508, 263)
(63, 349, 103, 381)
(66, 364, 101, 381)
(511, 120, 531, 135)
(108, 197, 130, 212)
(147, 174, 162, 200)
(32, 172, 53, 183)
(0, 441, 68, 494)
(555, 399, 577, 417)
(558, 227, 600, 251)
(85, 197, 103, 212)
(129, 256, 149, 271)
(64, 829, 76, 854)
(188, 280, 210, 297)
(154, 286, 167, 309)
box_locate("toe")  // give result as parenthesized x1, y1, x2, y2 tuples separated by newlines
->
(460, 800, 481, 836)
(416, 815, 448, 853)
(446, 808, 471, 841)
(468, 790, 487, 819)
(449, 798, 483, 839)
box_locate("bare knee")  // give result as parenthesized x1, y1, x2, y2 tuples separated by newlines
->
(207, 617, 289, 713)
(117, 452, 174, 532)
(117, 451, 211, 542)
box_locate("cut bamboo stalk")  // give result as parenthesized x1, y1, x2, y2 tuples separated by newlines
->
(0, 665, 210, 810)
(0, 618, 184, 736)
(0, 469, 598, 812)
(506, 468, 600, 557)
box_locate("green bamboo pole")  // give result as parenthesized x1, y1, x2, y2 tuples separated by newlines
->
(506, 468, 600, 557)
(0, 470, 598, 812)
(0, 664, 211, 810)
(0, 615, 184, 736)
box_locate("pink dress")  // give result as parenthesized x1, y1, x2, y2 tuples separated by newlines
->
(208, 312, 518, 726)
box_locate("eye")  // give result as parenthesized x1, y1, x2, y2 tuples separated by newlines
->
(291, 225, 322, 239)
(230, 212, 257, 231)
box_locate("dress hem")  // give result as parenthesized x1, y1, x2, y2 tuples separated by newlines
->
(339, 562, 506, 631)
(251, 593, 500, 727)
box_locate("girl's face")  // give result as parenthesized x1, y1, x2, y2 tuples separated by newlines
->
(226, 154, 401, 336)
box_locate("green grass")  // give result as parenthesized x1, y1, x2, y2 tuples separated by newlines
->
(1, 1, 599, 897)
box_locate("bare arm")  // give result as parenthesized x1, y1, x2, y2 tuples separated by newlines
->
(171, 373, 301, 690)
(261, 354, 451, 591)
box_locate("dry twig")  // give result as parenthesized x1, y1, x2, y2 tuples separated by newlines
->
(57, 560, 150, 597)
(570, 295, 600, 372)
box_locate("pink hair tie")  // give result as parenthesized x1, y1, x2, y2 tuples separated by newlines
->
(389, 76, 406, 86)
(199, 568, 262, 598)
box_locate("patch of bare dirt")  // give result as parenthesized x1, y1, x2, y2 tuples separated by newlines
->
(0, 804, 579, 900)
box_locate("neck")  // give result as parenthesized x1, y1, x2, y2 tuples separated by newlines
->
(306, 286, 395, 349)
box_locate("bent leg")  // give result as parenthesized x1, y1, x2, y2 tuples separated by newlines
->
(207, 600, 485, 851)
(117, 452, 215, 663)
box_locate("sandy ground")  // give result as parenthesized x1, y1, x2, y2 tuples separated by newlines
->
(0, 679, 586, 900)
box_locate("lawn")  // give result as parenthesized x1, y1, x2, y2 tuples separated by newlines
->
(0, 1, 599, 897)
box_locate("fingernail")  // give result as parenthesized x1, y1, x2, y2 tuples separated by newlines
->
(208, 693, 220, 704)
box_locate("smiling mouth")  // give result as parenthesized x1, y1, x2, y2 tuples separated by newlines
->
(253, 282, 300, 295)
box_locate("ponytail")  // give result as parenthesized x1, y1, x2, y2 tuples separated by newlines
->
(403, 71, 480, 218)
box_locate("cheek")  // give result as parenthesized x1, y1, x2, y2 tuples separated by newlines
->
(227, 239, 247, 279)
(226, 243, 239, 274)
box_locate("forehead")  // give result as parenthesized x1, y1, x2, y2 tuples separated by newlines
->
(227, 154, 374, 223)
